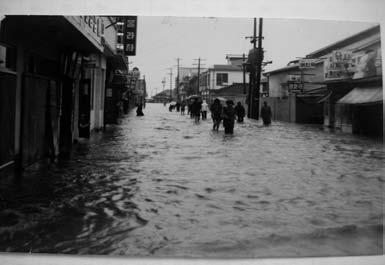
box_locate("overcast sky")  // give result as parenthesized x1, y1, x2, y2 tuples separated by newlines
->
(129, 16, 377, 97)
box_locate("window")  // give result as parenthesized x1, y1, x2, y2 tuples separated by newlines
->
(216, 73, 228, 85)
(0, 44, 16, 71)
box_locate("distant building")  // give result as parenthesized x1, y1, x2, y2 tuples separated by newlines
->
(199, 55, 245, 101)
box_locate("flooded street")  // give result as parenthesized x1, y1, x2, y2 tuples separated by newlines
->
(0, 103, 383, 257)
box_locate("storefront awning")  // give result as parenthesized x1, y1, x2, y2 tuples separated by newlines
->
(337, 87, 383, 105)
(296, 88, 331, 104)
(316, 90, 333, 103)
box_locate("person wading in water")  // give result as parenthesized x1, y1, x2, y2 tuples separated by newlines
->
(191, 98, 202, 123)
(136, 103, 144, 116)
(234, 101, 246, 123)
(261, 101, 272, 126)
(222, 100, 236, 134)
(210, 98, 223, 131)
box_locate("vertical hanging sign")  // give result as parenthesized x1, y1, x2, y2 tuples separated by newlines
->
(124, 16, 137, 56)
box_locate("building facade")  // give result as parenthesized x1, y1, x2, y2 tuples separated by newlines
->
(264, 60, 326, 123)
(0, 15, 126, 174)
(264, 25, 382, 135)
(199, 55, 245, 102)
(307, 25, 382, 136)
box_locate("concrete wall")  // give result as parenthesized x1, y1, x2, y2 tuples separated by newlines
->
(263, 95, 296, 123)
(268, 71, 287, 98)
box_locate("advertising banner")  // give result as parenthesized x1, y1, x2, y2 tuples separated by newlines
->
(324, 50, 354, 81)
(353, 47, 382, 79)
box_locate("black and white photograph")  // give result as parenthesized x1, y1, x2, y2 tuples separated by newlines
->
(0, 0, 384, 264)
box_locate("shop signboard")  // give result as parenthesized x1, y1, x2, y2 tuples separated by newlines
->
(299, 58, 316, 69)
(123, 16, 137, 56)
(324, 50, 354, 81)
(287, 74, 301, 83)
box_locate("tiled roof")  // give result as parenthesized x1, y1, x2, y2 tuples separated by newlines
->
(306, 25, 380, 58)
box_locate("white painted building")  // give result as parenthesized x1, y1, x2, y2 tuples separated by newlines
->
(199, 55, 245, 100)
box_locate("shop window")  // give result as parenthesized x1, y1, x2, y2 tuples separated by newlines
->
(0, 44, 16, 71)
(216, 73, 228, 85)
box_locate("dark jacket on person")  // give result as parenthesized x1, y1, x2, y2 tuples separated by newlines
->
(191, 101, 202, 115)
(222, 105, 235, 125)
(261, 105, 272, 124)
(210, 103, 222, 120)
(234, 104, 246, 118)
(136, 104, 144, 116)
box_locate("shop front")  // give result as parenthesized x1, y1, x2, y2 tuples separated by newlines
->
(0, 15, 104, 170)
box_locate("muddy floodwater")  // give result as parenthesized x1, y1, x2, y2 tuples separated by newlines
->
(0, 103, 383, 257)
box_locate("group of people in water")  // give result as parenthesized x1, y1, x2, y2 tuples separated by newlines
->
(137, 98, 272, 134)
(166, 98, 272, 134)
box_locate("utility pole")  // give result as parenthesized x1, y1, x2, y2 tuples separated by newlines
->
(176, 58, 181, 102)
(242, 53, 246, 95)
(162, 77, 166, 92)
(255, 18, 263, 120)
(245, 17, 264, 119)
(167, 68, 173, 101)
(161, 78, 166, 102)
(193, 58, 206, 96)
(245, 18, 257, 118)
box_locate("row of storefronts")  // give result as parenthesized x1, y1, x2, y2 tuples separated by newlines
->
(0, 16, 138, 174)
(264, 25, 382, 137)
